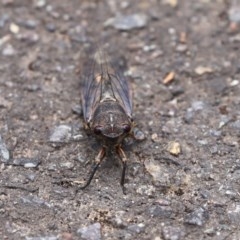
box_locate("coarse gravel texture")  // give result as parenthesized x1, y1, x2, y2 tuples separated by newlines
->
(0, 0, 240, 240)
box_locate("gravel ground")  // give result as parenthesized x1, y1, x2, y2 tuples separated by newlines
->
(0, 0, 240, 239)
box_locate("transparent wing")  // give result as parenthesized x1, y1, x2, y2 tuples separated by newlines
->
(80, 48, 133, 123)
(108, 64, 133, 119)
(81, 57, 102, 123)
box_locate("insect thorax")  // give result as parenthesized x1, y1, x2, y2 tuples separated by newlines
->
(91, 100, 131, 140)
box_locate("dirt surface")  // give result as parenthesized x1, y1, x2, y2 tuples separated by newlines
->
(0, 0, 240, 239)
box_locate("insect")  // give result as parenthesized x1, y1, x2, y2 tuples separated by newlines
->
(79, 47, 134, 192)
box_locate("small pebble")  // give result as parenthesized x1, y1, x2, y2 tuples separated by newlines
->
(228, 1, 240, 23)
(105, 13, 148, 31)
(136, 185, 156, 196)
(77, 223, 102, 240)
(0, 14, 9, 28)
(49, 125, 72, 143)
(227, 203, 240, 225)
(9, 23, 19, 34)
(148, 205, 173, 218)
(185, 207, 208, 226)
(10, 158, 41, 168)
(128, 223, 145, 234)
(2, 44, 16, 56)
(144, 159, 171, 185)
(20, 195, 50, 207)
(0, 35, 11, 47)
(25, 236, 58, 240)
(45, 23, 56, 32)
(133, 128, 145, 141)
(162, 225, 185, 240)
(33, 0, 46, 8)
(230, 79, 239, 86)
(191, 101, 205, 111)
(71, 104, 82, 115)
(17, 32, 39, 44)
(175, 44, 187, 52)
(0, 96, 12, 109)
(194, 66, 213, 75)
(167, 141, 181, 156)
(0, 135, 10, 163)
(151, 133, 159, 142)
(21, 19, 38, 29)
(59, 161, 75, 169)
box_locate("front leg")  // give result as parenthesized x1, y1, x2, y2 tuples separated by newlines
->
(116, 146, 128, 194)
(78, 147, 106, 190)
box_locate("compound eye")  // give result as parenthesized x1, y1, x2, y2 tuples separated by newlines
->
(94, 126, 102, 135)
(122, 124, 131, 133)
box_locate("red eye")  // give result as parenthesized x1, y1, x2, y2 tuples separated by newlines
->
(122, 124, 131, 133)
(94, 126, 102, 135)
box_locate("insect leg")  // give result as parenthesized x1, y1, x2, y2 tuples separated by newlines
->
(116, 146, 128, 194)
(79, 147, 106, 190)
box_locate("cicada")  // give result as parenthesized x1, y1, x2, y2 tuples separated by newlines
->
(80, 47, 134, 192)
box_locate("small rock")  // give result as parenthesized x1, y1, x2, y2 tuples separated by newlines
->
(228, 1, 240, 23)
(128, 223, 145, 234)
(151, 133, 159, 142)
(231, 119, 240, 130)
(227, 203, 240, 225)
(24, 84, 41, 92)
(191, 101, 205, 111)
(9, 23, 20, 34)
(136, 185, 156, 196)
(167, 141, 181, 156)
(169, 85, 184, 97)
(163, 0, 178, 8)
(20, 195, 50, 208)
(230, 79, 239, 86)
(47, 163, 58, 171)
(17, 31, 39, 44)
(0, 14, 9, 28)
(45, 23, 56, 32)
(148, 205, 173, 218)
(2, 44, 16, 56)
(133, 128, 145, 141)
(208, 77, 228, 95)
(0, 35, 11, 47)
(185, 207, 208, 226)
(59, 161, 75, 169)
(33, 0, 46, 8)
(194, 66, 213, 75)
(144, 159, 171, 185)
(10, 158, 41, 168)
(0, 96, 12, 108)
(163, 71, 175, 85)
(25, 236, 58, 240)
(71, 104, 82, 115)
(77, 223, 101, 240)
(26, 173, 36, 181)
(109, 211, 126, 228)
(49, 125, 72, 143)
(162, 225, 185, 240)
(20, 19, 38, 29)
(175, 44, 187, 52)
(0, 135, 10, 163)
(105, 13, 148, 31)
(143, 44, 156, 52)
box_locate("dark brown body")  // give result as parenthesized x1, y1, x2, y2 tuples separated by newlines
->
(79, 48, 133, 192)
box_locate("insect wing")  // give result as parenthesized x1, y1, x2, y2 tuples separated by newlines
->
(96, 49, 133, 119)
(81, 57, 102, 123)
(109, 63, 133, 119)
(81, 48, 133, 123)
